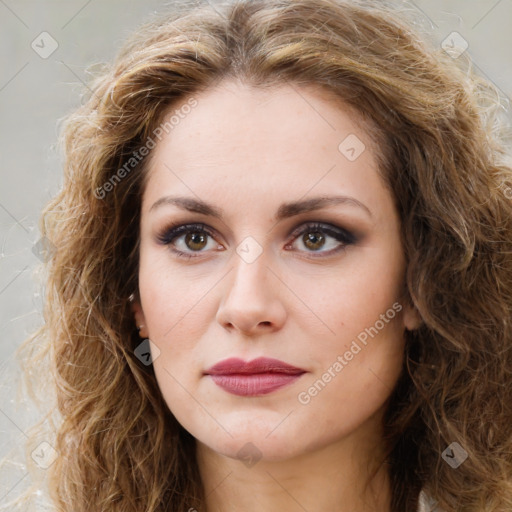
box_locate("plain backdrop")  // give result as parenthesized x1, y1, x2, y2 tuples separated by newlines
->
(0, 0, 511, 507)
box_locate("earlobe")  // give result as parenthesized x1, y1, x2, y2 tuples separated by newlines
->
(403, 303, 422, 331)
(130, 297, 148, 338)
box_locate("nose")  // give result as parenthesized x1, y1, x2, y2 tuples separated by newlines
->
(216, 249, 287, 336)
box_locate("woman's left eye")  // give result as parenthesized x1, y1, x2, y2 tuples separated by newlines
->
(286, 222, 356, 256)
(157, 221, 356, 259)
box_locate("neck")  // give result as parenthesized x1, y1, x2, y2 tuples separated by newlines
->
(195, 430, 392, 512)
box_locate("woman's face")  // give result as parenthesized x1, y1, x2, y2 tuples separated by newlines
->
(133, 80, 421, 462)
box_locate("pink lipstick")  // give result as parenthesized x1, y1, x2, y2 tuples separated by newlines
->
(204, 357, 306, 396)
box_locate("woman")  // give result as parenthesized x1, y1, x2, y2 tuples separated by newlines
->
(14, 0, 512, 510)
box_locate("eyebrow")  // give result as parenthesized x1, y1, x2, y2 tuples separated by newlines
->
(149, 194, 372, 221)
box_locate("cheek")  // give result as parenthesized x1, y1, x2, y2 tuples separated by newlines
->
(137, 252, 219, 410)
(295, 248, 406, 401)
(349, 250, 404, 328)
(296, 316, 405, 442)
(298, 250, 405, 351)
(138, 249, 216, 342)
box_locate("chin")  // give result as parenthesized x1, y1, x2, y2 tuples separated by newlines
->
(208, 435, 304, 464)
(194, 418, 323, 464)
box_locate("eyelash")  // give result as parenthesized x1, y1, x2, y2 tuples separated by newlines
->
(156, 222, 357, 260)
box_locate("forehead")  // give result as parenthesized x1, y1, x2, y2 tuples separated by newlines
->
(150, 80, 374, 158)
(141, 80, 391, 223)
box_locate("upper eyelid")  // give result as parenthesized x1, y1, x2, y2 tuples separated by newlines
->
(289, 221, 353, 238)
(161, 220, 345, 235)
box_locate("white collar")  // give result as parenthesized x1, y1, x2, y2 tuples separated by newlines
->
(417, 490, 444, 511)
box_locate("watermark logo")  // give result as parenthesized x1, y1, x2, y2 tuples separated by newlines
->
(500, 183, 512, 200)
(134, 338, 161, 366)
(31, 31, 59, 59)
(338, 134, 366, 161)
(441, 31, 468, 59)
(441, 441, 468, 469)
(236, 442, 263, 468)
(31, 441, 58, 469)
(236, 236, 263, 264)
(32, 236, 56, 262)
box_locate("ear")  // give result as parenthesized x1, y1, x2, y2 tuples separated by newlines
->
(402, 301, 422, 331)
(130, 296, 149, 338)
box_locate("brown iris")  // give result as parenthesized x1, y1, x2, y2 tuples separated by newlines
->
(303, 231, 325, 251)
(185, 232, 208, 251)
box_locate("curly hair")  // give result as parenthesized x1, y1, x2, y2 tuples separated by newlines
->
(9, 0, 512, 510)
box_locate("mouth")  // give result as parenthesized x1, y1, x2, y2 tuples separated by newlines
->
(204, 357, 306, 396)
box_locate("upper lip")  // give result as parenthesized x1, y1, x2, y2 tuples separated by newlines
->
(204, 357, 306, 375)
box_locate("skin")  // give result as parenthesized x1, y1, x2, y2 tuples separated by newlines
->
(131, 79, 422, 512)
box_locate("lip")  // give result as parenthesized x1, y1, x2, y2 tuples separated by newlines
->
(204, 357, 306, 396)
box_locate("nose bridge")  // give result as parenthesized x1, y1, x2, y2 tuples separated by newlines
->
(229, 238, 270, 298)
(216, 237, 286, 333)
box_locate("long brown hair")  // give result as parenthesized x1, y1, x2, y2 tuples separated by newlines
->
(10, 0, 512, 510)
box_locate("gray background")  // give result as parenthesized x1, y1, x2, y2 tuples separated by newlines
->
(0, 0, 511, 508)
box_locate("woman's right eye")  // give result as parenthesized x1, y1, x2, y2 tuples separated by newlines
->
(157, 223, 222, 259)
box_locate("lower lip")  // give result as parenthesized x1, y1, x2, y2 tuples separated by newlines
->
(208, 373, 304, 396)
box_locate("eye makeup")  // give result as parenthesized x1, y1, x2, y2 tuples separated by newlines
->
(155, 220, 358, 260)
